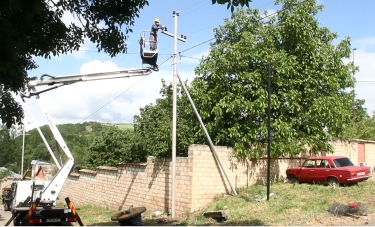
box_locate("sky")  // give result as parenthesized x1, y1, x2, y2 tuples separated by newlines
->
(20, 0, 375, 131)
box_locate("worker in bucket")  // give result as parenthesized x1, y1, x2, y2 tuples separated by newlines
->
(150, 18, 166, 51)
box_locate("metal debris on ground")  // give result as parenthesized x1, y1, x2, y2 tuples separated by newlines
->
(328, 202, 370, 218)
(202, 206, 229, 222)
(256, 192, 275, 202)
(111, 205, 146, 226)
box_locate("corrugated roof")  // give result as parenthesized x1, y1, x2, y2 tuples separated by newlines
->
(30, 160, 51, 165)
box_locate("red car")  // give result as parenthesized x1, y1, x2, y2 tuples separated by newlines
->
(286, 156, 372, 185)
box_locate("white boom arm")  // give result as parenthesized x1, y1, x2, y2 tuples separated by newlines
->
(23, 101, 62, 169)
(28, 68, 152, 87)
(22, 67, 153, 203)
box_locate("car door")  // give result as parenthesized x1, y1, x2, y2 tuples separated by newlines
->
(298, 159, 316, 182)
(314, 159, 331, 182)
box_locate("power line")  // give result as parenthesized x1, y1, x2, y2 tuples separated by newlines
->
(79, 56, 173, 123)
(185, 25, 214, 36)
(179, 2, 211, 19)
(178, 0, 309, 55)
(179, 38, 215, 54)
(180, 55, 201, 60)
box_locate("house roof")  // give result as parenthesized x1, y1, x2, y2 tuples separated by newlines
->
(30, 160, 51, 165)
(0, 167, 22, 178)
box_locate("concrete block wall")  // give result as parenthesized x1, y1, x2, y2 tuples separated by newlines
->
(59, 145, 302, 215)
(364, 143, 375, 170)
(60, 157, 192, 215)
(187, 145, 301, 212)
(6, 140, 373, 216)
(331, 139, 375, 169)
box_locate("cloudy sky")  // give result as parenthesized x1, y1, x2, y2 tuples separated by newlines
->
(20, 0, 375, 131)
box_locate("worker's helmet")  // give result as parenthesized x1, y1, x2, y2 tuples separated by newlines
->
(154, 18, 160, 23)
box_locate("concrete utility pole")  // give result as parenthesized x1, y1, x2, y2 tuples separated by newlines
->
(161, 11, 186, 218)
(21, 122, 26, 175)
(352, 48, 357, 116)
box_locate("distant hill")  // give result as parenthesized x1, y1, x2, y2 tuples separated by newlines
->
(102, 122, 134, 130)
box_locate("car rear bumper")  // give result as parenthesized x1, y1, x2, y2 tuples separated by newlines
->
(347, 175, 372, 181)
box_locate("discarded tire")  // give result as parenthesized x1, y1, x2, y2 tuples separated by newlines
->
(111, 206, 146, 226)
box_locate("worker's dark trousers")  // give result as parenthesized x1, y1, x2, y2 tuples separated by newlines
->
(150, 34, 157, 50)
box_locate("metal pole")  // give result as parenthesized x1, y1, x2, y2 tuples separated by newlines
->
(176, 73, 237, 195)
(21, 123, 26, 175)
(352, 48, 356, 116)
(267, 62, 271, 201)
(171, 11, 179, 218)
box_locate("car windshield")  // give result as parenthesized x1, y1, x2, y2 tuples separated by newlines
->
(333, 157, 354, 167)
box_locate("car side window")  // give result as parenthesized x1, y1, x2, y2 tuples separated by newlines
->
(324, 160, 331, 168)
(316, 160, 331, 168)
(303, 160, 315, 168)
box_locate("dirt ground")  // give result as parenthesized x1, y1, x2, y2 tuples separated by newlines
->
(0, 206, 13, 226)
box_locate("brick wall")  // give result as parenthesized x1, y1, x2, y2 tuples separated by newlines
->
(60, 157, 193, 215)
(331, 139, 375, 171)
(4, 139, 375, 216)
(58, 145, 301, 215)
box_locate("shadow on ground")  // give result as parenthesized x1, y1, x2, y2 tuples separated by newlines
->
(143, 218, 267, 226)
(87, 221, 117, 226)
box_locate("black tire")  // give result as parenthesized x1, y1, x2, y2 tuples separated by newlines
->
(328, 177, 340, 186)
(288, 175, 298, 184)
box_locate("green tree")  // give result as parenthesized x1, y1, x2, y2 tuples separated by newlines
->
(351, 99, 369, 123)
(134, 80, 201, 159)
(191, 0, 355, 158)
(0, 125, 18, 170)
(342, 99, 371, 140)
(85, 126, 144, 169)
(0, 0, 254, 128)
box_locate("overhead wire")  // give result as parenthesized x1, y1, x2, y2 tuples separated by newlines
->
(178, 0, 308, 55)
(79, 56, 173, 123)
(78, 0, 308, 123)
(163, 2, 210, 26)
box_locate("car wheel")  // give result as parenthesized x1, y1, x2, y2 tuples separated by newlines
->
(328, 177, 339, 187)
(288, 175, 298, 184)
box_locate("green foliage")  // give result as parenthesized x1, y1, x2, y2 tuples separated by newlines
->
(192, 0, 355, 158)
(0, 0, 254, 129)
(0, 125, 18, 170)
(134, 80, 202, 159)
(1, 0, 150, 127)
(341, 99, 374, 140)
(0, 87, 24, 128)
(84, 126, 146, 169)
(12, 122, 106, 171)
(0, 169, 11, 179)
(103, 123, 134, 130)
(212, 0, 253, 12)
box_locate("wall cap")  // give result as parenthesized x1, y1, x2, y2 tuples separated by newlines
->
(118, 162, 147, 167)
(98, 166, 118, 171)
(79, 169, 97, 175)
(69, 172, 80, 177)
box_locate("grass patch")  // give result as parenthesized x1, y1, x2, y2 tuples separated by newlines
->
(63, 179, 375, 226)
(102, 123, 134, 130)
(180, 180, 375, 226)
(72, 205, 118, 226)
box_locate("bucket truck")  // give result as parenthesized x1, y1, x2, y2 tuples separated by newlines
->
(7, 68, 153, 226)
